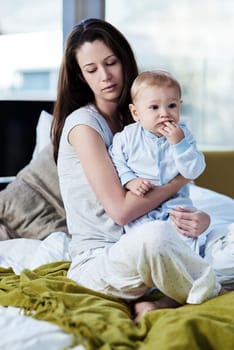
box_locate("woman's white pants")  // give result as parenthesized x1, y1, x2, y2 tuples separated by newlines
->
(68, 221, 221, 304)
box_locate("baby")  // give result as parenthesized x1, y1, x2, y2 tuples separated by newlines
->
(109, 70, 206, 253)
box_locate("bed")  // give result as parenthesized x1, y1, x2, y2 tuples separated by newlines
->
(0, 110, 234, 350)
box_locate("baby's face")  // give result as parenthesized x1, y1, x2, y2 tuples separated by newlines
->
(131, 85, 181, 136)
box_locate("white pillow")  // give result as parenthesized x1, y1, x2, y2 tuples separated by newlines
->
(32, 110, 53, 159)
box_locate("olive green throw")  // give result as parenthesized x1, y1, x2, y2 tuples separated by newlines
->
(0, 262, 233, 350)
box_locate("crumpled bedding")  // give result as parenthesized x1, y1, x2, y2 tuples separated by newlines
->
(0, 260, 233, 350)
(0, 232, 78, 350)
(0, 232, 233, 350)
(0, 306, 80, 350)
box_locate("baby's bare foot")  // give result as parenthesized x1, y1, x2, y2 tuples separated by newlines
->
(219, 287, 228, 296)
(134, 296, 181, 324)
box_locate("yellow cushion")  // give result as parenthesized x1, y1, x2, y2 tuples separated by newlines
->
(196, 151, 234, 198)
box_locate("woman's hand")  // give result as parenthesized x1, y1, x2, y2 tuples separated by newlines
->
(169, 207, 210, 237)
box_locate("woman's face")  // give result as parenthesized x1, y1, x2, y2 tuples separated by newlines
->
(76, 39, 124, 105)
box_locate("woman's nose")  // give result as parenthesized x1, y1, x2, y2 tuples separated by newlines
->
(101, 67, 111, 81)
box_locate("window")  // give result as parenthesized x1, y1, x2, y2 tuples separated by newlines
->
(0, 0, 62, 100)
(106, 0, 234, 149)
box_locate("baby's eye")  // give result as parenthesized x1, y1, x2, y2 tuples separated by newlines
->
(150, 105, 159, 110)
(168, 103, 177, 108)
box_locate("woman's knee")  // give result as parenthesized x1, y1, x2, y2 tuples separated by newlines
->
(134, 221, 176, 253)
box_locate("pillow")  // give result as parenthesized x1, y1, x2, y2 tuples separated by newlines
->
(32, 110, 53, 159)
(0, 144, 68, 239)
(0, 223, 12, 240)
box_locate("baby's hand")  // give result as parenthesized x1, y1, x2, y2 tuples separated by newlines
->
(160, 121, 184, 144)
(125, 178, 154, 197)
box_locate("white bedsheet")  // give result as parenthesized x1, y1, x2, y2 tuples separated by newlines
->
(0, 306, 84, 350)
(0, 185, 233, 350)
(0, 232, 83, 350)
(0, 231, 71, 275)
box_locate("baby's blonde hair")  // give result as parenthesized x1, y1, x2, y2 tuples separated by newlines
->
(130, 70, 182, 103)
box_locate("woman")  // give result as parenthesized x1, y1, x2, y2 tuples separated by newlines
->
(52, 18, 222, 323)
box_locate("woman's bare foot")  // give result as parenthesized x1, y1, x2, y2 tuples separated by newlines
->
(133, 296, 181, 324)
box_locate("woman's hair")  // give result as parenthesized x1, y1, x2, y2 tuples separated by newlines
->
(52, 18, 138, 161)
(131, 70, 182, 103)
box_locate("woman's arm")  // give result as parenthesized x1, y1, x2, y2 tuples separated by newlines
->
(69, 125, 188, 225)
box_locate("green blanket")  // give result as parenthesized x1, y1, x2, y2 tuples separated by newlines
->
(0, 262, 233, 350)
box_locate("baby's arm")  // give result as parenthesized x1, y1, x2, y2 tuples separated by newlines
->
(125, 178, 154, 197)
(160, 122, 205, 179)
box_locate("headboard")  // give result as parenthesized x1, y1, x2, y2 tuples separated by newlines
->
(196, 151, 234, 198)
(1, 100, 54, 178)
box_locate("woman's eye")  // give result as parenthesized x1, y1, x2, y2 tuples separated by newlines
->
(106, 60, 117, 66)
(86, 69, 96, 74)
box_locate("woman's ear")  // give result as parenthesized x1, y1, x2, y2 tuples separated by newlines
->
(129, 104, 139, 122)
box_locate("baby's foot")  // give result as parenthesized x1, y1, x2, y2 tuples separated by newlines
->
(219, 287, 228, 295)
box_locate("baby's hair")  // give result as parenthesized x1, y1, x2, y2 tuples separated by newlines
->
(130, 70, 182, 103)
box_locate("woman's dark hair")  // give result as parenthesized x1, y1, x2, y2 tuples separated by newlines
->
(52, 18, 138, 161)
